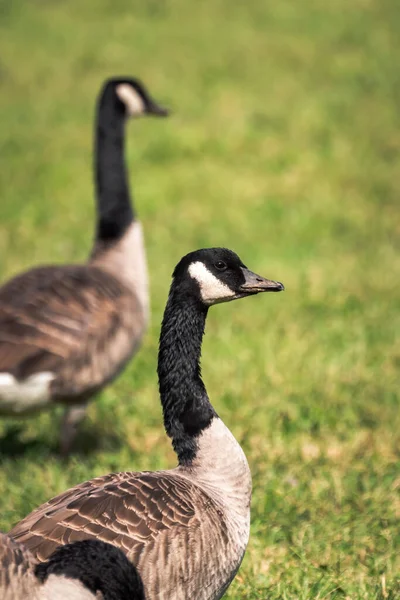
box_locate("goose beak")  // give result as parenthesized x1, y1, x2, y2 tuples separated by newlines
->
(147, 101, 169, 117)
(240, 268, 285, 293)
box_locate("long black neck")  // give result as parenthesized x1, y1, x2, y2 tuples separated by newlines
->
(158, 287, 216, 465)
(95, 87, 135, 243)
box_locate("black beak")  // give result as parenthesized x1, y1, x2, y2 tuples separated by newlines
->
(146, 100, 169, 117)
(239, 268, 284, 293)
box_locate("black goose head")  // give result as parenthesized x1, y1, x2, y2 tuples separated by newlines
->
(171, 247, 284, 306)
(100, 76, 169, 119)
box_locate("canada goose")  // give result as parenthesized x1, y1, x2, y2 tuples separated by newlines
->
(0, 533, 145, 599)
(0, 77, 168, 453)
(10, 248, 284, 599)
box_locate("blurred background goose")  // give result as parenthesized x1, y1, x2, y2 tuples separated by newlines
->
(0, 533, 145, 599)
(0, 77, 168, 453)
(9, 248, 284, 600)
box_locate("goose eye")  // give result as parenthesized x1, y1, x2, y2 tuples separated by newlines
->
(215, 261, 227, 271)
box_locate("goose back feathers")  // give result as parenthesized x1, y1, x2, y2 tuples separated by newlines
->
(0, 77, 168, 452)
(10, 248, 284, 599)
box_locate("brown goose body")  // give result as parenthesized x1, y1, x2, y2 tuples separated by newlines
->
(0, 77, 167, 451)
(8, 427, 249, 599)
(0, 533, 146, 599)
(0, 262, 143, 409)
(10, 248, 285, 598)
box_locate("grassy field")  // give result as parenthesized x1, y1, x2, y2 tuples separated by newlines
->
(0, 0, 399, 597)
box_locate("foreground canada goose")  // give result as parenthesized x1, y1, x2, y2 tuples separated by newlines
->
(0, 77, 168, 453)
(10, 248, 284, 599)
(0, 533, 145, 599)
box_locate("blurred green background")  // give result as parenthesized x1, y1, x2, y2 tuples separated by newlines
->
(0, 0, 399, 598)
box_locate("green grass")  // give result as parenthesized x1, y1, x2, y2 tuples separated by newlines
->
(0, 0, 399, 597)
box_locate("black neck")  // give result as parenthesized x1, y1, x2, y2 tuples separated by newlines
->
(158, 288, 216, 465)
(95, 88, 135, 243)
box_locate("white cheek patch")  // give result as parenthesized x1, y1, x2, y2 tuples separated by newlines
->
(188, 262, 235, 305)
(0, 372, 55, 415)
(115, 84, 146, 116)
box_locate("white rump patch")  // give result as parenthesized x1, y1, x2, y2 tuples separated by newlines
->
(40, 574, 96, 600)
(0, 372, 55, 415)
(116, 83, 146, 116)
(188, 262, 235, 305)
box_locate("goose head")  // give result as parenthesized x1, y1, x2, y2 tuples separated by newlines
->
(102, 77, 169, 118)
(172, 247, 284, 306)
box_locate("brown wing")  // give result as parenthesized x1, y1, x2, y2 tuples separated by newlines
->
(0, 265, 144, 400)
(9, 472, 209, 561)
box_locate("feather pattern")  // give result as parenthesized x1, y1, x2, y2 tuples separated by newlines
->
(0, 533, 38, 599)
